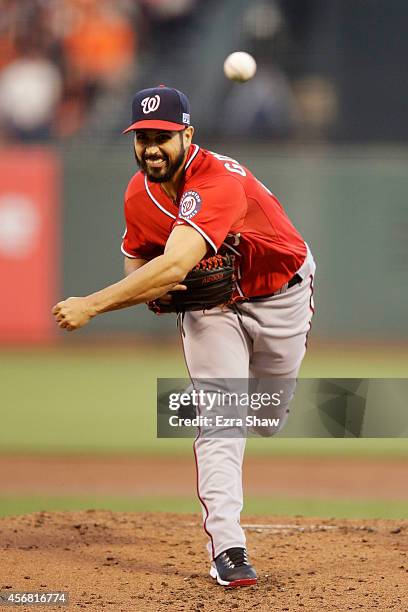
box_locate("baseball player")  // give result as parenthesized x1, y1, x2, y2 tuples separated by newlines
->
(53, 85, 316, 588)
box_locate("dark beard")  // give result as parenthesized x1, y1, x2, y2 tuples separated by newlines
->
(135, 143, 186, 183)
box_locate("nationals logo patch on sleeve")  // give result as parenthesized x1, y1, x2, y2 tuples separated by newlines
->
(179, 191, 202, 220)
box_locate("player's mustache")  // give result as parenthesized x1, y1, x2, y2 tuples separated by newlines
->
(143, 154, 169, 162)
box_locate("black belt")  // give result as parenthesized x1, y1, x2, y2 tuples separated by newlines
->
(247, 274, 302, 302)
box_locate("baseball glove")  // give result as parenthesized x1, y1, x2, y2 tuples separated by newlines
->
(148, 253, 235, 314)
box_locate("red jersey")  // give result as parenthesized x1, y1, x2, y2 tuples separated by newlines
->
(121, 144, 307, 298)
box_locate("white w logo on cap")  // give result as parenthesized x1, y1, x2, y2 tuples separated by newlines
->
(141, 95, 161, 114)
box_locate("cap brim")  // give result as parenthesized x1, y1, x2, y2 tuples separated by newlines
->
(123, 120, 187, 134)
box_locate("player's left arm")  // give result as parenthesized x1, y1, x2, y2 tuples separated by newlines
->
(52, 225, 207, 331)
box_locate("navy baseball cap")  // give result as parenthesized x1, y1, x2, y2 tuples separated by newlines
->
(123, 85, 191, 133)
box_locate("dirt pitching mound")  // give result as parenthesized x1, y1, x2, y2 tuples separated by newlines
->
(1, 511, 407, 611)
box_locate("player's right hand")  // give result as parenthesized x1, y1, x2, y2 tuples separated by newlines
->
(52, 296, 93, 331)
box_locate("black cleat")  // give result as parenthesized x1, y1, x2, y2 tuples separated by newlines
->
(210, 547, 257, 588)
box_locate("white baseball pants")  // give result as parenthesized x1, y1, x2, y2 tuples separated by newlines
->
(180, 249, 315, 560)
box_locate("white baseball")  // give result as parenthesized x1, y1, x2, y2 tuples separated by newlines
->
(223, 51, 257, 82)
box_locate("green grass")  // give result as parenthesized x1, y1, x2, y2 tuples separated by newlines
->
(1, 495, 407, 520)
(1, 346, 407, 455)
(1, 349, 184, 454)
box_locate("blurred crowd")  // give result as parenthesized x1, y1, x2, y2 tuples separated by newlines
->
(220, 0, 338, 141)
(0, 0, 199, 143)
(1, 0, 405, 145)
(0, 0, 343, 144)
(0, 0, 139, 142)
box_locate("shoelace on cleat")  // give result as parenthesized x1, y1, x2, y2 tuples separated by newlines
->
(221, 548, 249, 568)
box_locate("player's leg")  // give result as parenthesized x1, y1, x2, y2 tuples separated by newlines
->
(180, 307, 250, 378)
(180, 307, 251, 562)
(248, 273, 315, 378)
(244, 272, 315, 436)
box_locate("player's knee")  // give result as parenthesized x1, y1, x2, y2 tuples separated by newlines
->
(247, 405, 290, 438)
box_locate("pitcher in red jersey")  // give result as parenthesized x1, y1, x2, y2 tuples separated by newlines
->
(53, 85, 316, 588)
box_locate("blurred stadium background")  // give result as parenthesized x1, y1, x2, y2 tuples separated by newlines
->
(1, 0, 407, 519)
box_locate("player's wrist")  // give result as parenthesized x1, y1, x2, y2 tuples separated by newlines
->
(83, 287, 134, 315)
(83, 295, 100, 318)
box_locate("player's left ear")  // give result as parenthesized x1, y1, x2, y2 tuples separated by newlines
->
(183, 126, 194, 147)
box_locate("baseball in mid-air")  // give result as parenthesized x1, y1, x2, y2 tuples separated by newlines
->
(223, 51, 257, 82)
